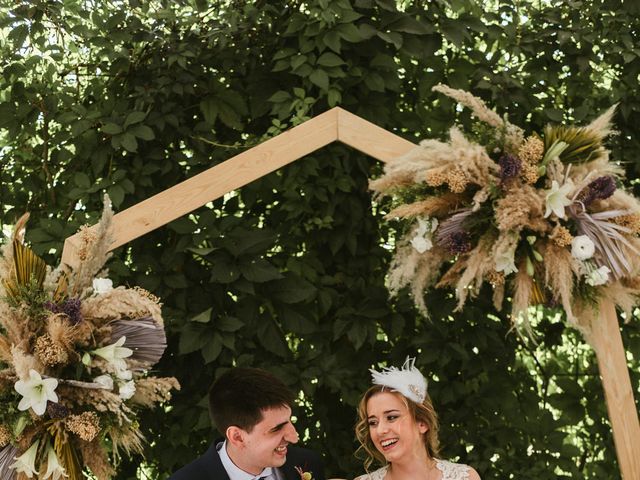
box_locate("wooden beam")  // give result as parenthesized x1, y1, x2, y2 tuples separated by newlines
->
(588, 299, 640, 480)
(336, 108, 415, 162)
(61, 108, 339, 268)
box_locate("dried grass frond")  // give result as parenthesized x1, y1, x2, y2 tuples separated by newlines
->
(601, 282, 640, 322)
(67, 195, 114, 296)
(0, 337, 12, 364)
(369, 171, 415, 197)
(432, 84, 503, 128)
(494, 184, 548, 233)
(387, 246, 420, 296)
(594, 188, 640, 213)
(492, 282, 505, 311)
(408, 248, 449, 315)
(542, 241, 580, 324)
(11, 346, 42, 380)
(78, 439, 115, 480)
(511, 268, 534, 333)
(82, 287, 163, 326)
(0, 307, 31, 349)
(386, 193, 465, 220)
(108, 425, 145, 459)
(376, 127, 498, 192)
(587, 104, 618, 139)
(455, 234, 495, 310)
(131, 377, 180, 408)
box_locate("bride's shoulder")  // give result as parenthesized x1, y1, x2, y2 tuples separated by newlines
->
(435, 459, 481, 480)
(353, 465, 388, 480)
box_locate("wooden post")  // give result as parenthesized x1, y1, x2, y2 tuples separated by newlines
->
(588, 299, 640, 479)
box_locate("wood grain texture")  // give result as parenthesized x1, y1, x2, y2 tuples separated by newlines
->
(335, 107, 415, 162)
(588, 299, 640, 480)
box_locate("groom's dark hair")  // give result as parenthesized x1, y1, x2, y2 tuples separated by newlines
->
(209, 367, 295, 435)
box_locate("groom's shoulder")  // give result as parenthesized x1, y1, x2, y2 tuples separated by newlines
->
(168, 443, 221, 480)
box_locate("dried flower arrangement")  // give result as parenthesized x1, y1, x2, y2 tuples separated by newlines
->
(371, 84, 640, 334)
(0, 198, 179, 479)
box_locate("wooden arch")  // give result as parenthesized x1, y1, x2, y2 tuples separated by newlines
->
(60, 107, 639, 479)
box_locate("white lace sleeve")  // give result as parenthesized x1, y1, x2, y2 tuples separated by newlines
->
(435, 460, 471, 480)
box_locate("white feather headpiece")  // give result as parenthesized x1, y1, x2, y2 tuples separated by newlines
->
(370, 357, 427, 404)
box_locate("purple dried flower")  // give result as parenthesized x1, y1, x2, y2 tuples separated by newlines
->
(498, 154, 521, 184)
(47, 402, 69, 419)
(44, 297, 83, 325)
(577, 176, 616, 207)
(436, 210, 473, 254)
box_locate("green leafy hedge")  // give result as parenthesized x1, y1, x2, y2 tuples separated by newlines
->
(1, 1, 639, 478)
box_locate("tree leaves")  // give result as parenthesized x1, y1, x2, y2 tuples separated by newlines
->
(2, 1, 639, 479)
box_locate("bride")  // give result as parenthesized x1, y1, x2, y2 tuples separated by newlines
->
(353, 358, 480, 480)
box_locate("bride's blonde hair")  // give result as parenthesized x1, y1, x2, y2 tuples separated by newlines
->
(355, 385, 440, 471)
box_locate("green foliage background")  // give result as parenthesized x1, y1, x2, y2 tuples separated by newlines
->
(1, 0, 640, 478)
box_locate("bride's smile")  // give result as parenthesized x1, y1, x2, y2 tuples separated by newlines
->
(366, 391, 429, 463)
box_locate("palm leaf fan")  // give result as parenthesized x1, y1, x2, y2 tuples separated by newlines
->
(543, 125, 605, 164)
(53, 270, 69, 303)
(2, 240, 47, 301)
(52, 424, 82, 480)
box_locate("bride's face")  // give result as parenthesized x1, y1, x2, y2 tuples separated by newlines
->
(366, 391, 428, 464)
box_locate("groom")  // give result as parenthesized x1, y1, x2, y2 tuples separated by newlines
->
(169, 367, 325, 480)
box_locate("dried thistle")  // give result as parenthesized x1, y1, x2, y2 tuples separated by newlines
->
(65, 412, 100, 442)
(518, 136, 545, 165)
(0, 425, 10, 448)
(131, 377, 180, 407)
(34, 334, 68, 367)
(550, 225, 573, 247)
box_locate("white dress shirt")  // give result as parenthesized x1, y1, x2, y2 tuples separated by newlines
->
(217, 441, 283, 480)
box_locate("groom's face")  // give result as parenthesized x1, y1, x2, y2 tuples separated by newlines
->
(241, 404, 299, 472)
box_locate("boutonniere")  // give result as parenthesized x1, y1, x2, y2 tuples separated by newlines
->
(294, 466, 313, 480)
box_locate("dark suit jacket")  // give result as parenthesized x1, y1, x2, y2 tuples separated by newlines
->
(169, 442, 325, 480)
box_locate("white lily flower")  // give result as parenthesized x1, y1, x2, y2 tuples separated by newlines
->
(10, 440, 39, 478)
(410, 235, 432, 254)
(115, 366, 133, 381)
(571, 235, 595, 260)
(410, 217, 438, 253)
(495, 250, 519, 276)
(14, 370, 58, 416)
(42, 444, 68, 480)
(587, 265, 611, 286)
(92, 336, 133, 371)
(544, 180, 574, 219)
(92, 278, 113, 294)
(93, 375, 114, 390)
(118, 380, 136, 400)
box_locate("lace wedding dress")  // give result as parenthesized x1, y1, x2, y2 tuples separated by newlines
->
(354, 460, 472, 480)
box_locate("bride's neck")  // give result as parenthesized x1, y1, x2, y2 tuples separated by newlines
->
(388, 450, 436, 479)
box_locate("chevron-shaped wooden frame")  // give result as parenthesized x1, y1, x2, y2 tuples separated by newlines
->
(59, 107, 639, 479)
